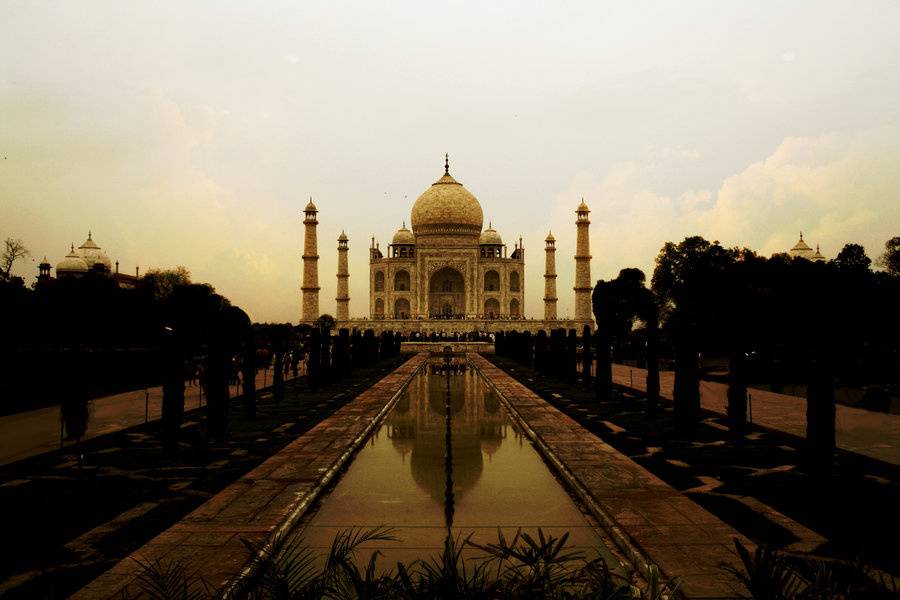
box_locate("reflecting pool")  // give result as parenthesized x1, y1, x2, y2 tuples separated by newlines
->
(298, 361, 617, 565)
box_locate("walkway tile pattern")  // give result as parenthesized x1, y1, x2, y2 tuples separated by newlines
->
(73, 354, 428, 600)
(472, 355, 750, 599)
(611, 364, 900, 467)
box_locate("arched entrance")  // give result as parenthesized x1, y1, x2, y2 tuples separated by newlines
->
(374, 298, 384, 318)
(394, 298, 410, 319)
(428, 267, 466, 318)
(510, 298, 520, 318)
(484, 298, 500, 318)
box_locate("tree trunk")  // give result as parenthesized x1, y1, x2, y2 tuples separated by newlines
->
(674, 345, 700, 432)
(161, 344, 185, 453)
(726, 350, 747, 436)
(645, 313, 660, 410)
(806, 360, 836, 472)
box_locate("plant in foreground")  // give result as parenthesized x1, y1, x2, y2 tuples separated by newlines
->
(128, 527, 678, 599)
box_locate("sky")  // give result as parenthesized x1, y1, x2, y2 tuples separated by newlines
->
(2, 1, 899, 322)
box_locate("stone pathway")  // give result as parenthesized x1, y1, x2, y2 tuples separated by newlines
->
(472, 355, 750, 599)
(0, 369, 298, 466)
(611, 364, 900, 466)
(72, 354, 428, 600)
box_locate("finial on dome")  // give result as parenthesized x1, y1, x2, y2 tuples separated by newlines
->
(488, 220, 492, 229)
(444, 153, 449, 175)
(800, 231, 803, 241)
(402, 220, 406, 229)
(70, 243, 75, 252)
(88, 230, 92, 240)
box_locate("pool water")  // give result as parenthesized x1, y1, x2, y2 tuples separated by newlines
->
(296, 361, 617, 567)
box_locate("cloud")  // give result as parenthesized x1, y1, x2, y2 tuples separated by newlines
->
(542, 130, 900, 314)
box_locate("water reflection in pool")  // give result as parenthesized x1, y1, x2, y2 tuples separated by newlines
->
(299, 361, 615, 565)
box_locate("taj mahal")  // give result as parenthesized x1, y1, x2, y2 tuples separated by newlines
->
(299, 156, 595, 334)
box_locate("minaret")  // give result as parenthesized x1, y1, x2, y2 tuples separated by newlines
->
(574, 198, 592, 322)
(301, 198, 320, 323)
(543, 231, 557, 320)
(336, 231, 350, 321)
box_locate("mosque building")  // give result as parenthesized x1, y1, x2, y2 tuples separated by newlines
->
(300, 156, 595, 333)
(787, 232, 826, 262)
(37, 232, 140, 288)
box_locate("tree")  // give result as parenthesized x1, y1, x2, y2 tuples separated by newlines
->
(1, 237, 30, 281)
(876, 236, 900, 276)
(832, 243, 871, 272)
(141, 266, 193, 300)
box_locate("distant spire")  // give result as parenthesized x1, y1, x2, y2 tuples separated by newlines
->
(88, 230, 92, 240)
(488, 220, 492, 229)
(70, 243, 74, 252)
(402, 220, 406, 229)
(444, 153, 449, 175)
(800, 231, 803, 241)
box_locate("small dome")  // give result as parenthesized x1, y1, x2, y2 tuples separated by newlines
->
(56, 245, 89, 274)
(811, 245, 826, 262)
(392, 222, 415, 245)
(545, 230, 555, 242)
(577, 199, 590, 212)
(338, 230, 348, 242)
(305, 198, 318, 212)
(410, 159, 483, 236)
(789, 232, 815, 259)
(479, 222, 503, 246)
(77, 232, 112, 271)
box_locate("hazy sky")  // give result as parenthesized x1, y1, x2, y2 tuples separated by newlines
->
(3, 1, 899, 321)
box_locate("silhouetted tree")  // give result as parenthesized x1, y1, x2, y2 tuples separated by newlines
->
(160, 327, 185, 453)
(308, 329, 321, 391)
(581, 325, 592, 391)
(876, 236, 900, 276)
(1, 237, 29, 281)
(726, 350, 747, 436)
(832, 243, 871, 272)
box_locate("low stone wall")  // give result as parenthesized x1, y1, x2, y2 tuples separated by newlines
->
(401, 341, 494, 354)
(337, 317, 592, 335)
(74, 353, 429, 600)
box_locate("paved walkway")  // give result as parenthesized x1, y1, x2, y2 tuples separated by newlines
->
(0, 368, 298, 467)
(73, 354, 428, 600)
(474, 355, 749, 598)
(611, 364, 900, 467)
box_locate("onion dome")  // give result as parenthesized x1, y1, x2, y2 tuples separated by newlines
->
(410, 155, 483, 236)
(479, 221, 503, 245)
(77, 232, 112, 271)
(305, 198, 318, 212)
(545, 230, 555, 242)
(811, 244, 826, 262)
(391, 221, 415, 245)
(789, 232, 815, 260)
(56, 244, 89, 275)
(577, 198, 590, 212)
(338, 230, 348, 242)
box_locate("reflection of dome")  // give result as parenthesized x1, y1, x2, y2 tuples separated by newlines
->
(479, 223, 503, 246)
(392, 222, 415, 245)
(410, 159, 483, 236)
(410, 431, 483, 504)
(77, 232, 112, 271)
(56, 244, 89, 275)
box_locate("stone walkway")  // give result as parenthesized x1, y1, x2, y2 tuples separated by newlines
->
(73, 354, 428, 600)
(0, 369, 297, 466)
(473, 355, 749, 599)
(611, 364, 900, 466)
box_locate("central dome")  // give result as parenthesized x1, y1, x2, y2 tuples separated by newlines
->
(411, 162, 483, 236)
